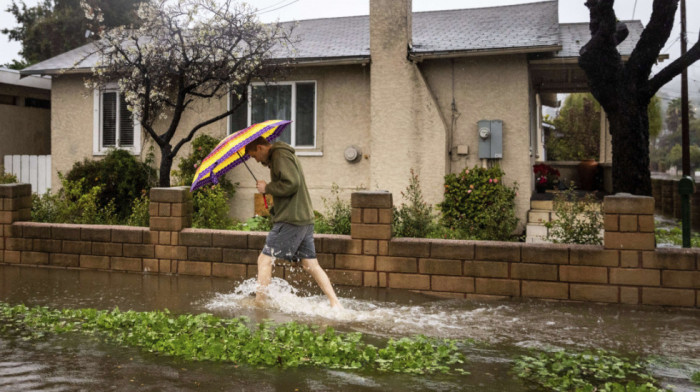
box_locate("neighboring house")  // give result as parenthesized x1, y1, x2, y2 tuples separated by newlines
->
(20, 0, 644, 228)
(0, 67, 51, 170)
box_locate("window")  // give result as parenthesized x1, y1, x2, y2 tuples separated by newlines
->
(25, 98, 50, 109)
(229, 81, 317, 150)
(93, 89, 141, 155)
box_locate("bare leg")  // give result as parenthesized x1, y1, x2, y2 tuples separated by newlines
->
(301, 258, 342, 308)
(255, 253, 273, 305)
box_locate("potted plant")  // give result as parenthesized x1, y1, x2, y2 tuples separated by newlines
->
(533, 163, 560, 193)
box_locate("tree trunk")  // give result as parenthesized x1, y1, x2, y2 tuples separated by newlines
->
(607, 95, 652, 195)
(159, 145, 173, 187)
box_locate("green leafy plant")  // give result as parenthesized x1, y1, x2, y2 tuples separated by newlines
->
(545, 186, 603, 245)
(174, 135, 238, 230)
(192, 185, 235, 230)
(65, 148, 157, 220)
(438, 166, 519, 241)
(0, 302, 468, 375)
(393, 169, 435, 238)
(0, 168, 18, 184)
(513, 349, 668, 392)
(655, 221, 700, 248)
(125, 191, 150, 227)
(31, 175, 118, 224)
(691, 371, 700, 385)
(233, 215, 272, 232)
(314, 184, 351, 235)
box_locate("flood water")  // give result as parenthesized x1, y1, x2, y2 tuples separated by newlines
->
(1, 264, 698, 391)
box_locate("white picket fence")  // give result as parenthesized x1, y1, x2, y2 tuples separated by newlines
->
(3, 155, 51, 194)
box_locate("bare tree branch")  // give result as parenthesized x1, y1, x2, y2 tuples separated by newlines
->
(626, 0, 679, 84)
(648, 39, 700, 98)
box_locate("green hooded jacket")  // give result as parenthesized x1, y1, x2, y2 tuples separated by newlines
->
(264, 142, 314, 225)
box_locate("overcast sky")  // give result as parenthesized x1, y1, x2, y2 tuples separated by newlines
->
(1, 0, 698, 99)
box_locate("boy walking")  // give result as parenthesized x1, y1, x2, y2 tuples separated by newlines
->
(245, 137, 342, 308)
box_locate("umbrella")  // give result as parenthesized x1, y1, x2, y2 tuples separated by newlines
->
(190, 119, 292, 207)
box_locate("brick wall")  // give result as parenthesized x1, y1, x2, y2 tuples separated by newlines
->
(1, 185, 699, 307)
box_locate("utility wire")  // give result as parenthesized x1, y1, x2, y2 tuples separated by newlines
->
(632, 0, 638, 20)
(255, 0, 291, 13)
(256, 0, 299, 15)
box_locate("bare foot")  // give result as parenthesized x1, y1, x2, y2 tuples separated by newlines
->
(330, 300, 343, 309)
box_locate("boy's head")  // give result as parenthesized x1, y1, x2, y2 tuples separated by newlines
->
(245, 137, 271, 164)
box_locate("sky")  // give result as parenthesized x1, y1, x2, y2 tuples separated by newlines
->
(0, 0, 698, 101)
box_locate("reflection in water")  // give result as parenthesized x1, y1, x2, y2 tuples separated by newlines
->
(1, 265, 699, 391)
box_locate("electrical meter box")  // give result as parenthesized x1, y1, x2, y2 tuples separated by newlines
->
(477, 120, 503, 159)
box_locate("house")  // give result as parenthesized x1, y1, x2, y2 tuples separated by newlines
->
(0, 67, 51, 170)
(20, 0, 644, 230)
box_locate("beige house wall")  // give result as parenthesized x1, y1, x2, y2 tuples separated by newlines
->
(418, 56, 534, 227)
(49, 66, 372, 221)
(0, 83, 51, 165)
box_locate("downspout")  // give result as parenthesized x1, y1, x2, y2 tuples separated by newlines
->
(412, 60, 451, 173)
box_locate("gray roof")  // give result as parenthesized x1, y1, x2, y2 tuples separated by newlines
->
(23, 1, 561, 75)
(555, 21, 644, 58)
(412, 1, 559, 54)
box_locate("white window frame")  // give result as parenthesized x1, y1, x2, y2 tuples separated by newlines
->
(228, 81, 320, 155)
(93, 87, 141, 156)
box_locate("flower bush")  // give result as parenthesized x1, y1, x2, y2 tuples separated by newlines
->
(533, 163, 560, 189)
(438, 166, 519, 241)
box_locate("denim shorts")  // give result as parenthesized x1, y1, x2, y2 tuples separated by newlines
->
(262, 223, 316, 262)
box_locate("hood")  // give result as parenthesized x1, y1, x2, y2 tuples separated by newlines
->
(270, 141, 296, 154)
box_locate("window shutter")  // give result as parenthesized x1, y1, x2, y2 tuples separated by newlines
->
(119, 95, 134, 147)
(102, 92, 117, 147)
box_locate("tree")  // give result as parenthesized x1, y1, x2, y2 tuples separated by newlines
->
(2, 0, 145, 65)
(81, 0, 293, 187)
(667, 144, 700, 172)
(579, 0, 700, 195)
(547, 93, 601, 161)
(666, 97, 696, 135)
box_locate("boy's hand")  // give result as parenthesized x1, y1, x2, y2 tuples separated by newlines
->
(256, 180, 267, 193)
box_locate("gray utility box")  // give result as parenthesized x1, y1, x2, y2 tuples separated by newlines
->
(477, 120, 503, 159)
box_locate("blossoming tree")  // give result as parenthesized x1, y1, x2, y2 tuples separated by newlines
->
(79, 0, 293, 186)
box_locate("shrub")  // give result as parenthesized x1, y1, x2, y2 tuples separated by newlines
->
(192, 185, 235, 229)
(65, 149, 157, 220)
(393, 169, 435, 238)
(438, 166, 519, 241)
(545, 186, 603, 245)
(125, 191, 150, 227)
(173, 134, 236, 195)
(32, 175, 118, 224)
(174, 135, 238, 229)
(315, 184, 351, 235)
(0, 168, 17, 184)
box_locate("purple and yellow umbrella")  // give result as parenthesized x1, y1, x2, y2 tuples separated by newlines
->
(190, 120, 291, 205)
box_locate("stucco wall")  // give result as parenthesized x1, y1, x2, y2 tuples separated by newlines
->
(50, 66, 372, 220)
(0, 83, 51, 164)
(419, 56, 534, 228)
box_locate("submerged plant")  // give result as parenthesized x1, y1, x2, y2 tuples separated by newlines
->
(513, 349, 668, 392)
(0, 302, 467, 375)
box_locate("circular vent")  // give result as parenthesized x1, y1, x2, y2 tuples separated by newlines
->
(344, 146, 362, 163)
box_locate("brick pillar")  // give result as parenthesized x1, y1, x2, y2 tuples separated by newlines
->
(603, 194, 655, 251)
(0, 184, 32, 263)
(149, 187, 192, 274)
(350, 191, 393, 255)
